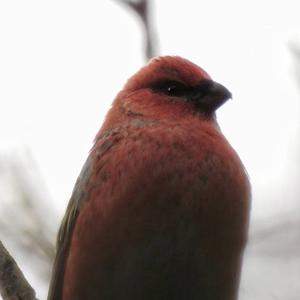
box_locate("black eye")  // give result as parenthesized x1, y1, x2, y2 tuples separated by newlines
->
(166, 85, 182, 95)
(151, 81, 187, 97)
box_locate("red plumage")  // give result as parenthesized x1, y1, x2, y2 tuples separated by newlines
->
(48, 56, 250, 300)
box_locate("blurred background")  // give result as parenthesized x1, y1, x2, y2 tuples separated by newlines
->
(0, 0, 300, 299)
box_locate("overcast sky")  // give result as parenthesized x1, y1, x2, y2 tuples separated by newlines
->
(0, 1, 300, 298)
(1, 0, 299, 216)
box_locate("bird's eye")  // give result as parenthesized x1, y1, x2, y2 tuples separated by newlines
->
(152, 81, 187, 97)
(166, 85, 181, 95)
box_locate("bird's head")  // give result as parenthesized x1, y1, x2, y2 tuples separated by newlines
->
(107, 56, 232, 126)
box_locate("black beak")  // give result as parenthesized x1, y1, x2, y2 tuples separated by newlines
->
(190, 80, 232, 113)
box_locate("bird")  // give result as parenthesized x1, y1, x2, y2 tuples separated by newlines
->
(48, 56, 251, 300)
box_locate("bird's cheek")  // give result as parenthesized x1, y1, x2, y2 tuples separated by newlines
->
(120, 99, 144, 118)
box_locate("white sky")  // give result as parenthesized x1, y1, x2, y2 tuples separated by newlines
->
(0, 1, 300, 297)
(1, 0, 299, 218)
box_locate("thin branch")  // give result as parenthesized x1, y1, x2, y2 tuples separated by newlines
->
(0, 241, 37, 300)
(0, 149, 56, 287)
(114, 0, 159, 60)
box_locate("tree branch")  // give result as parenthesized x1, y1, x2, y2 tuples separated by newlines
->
(114, 0, 159, 60)
(0, 241, 37, 300)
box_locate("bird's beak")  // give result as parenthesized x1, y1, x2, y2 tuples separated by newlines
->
(191, 80, 232, 113)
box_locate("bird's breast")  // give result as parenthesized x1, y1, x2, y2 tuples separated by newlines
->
(63, 120, 250, 300)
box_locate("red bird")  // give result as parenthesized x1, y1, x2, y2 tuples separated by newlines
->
(48, 56, 250, 300)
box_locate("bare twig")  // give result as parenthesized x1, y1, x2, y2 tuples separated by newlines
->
(114, 0, 159, 60)
(250, 218, 300, 244)
(290, 43, 300, 92)
(0, 148, 57, 285)
(0, 241, 37, 300)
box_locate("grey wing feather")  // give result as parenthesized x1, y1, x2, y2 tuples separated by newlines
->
(47, 157, 92, 300)
(47, 128, 124, 300)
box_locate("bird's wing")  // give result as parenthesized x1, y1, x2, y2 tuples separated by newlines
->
(47, 128, 123, 300)
(47, 155, 92, 300)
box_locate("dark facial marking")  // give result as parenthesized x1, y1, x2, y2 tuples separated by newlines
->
(151, 81, 190, 98)
(151, 79, 231, 113)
